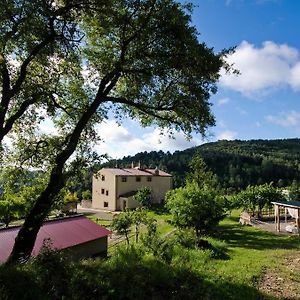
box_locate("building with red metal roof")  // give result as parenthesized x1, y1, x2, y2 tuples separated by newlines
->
(0, 215, 111, 263)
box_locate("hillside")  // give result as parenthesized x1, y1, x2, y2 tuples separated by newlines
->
(102, 138, 300, 191)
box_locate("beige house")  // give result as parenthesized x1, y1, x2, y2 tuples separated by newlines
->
(92, 167, 172, 211)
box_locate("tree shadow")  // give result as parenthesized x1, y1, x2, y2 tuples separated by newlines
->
(214, 217, 300, 251)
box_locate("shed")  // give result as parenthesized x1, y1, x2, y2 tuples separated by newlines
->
(0, 215, 111, 262)
(271, 201, 300, 233)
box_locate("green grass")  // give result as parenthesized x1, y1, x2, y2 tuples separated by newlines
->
(86, 215, 112, 227)
(91, 208, 300, 299)
(145, 209, 300, 298)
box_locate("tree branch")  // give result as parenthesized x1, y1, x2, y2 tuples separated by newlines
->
(10, 33, 56, 98)
(0, 98, 35, 144)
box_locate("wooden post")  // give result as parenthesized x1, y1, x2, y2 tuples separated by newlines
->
(296, 208, 300, 230)
(274, 205, 277, 231)
(275, 205, 281, 232)
(285, 207, 287, 224)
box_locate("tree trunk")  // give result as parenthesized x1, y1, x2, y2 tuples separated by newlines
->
(7, 166, 65, 263)
(135, 224, 139, 243)
(125, 231, 130, 245)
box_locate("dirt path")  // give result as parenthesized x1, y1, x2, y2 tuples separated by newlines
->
(259, 253, 300, 299)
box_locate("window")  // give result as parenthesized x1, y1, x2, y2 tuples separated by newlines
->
(101, 188, 105, 194)
(147, 177, 152, 182)
(104, 201, 108, 207)
(136, 176, 141, 182)
(106, 190, 109, 196)
(122, 177, 127, 182)
(101, 175, 105, 181)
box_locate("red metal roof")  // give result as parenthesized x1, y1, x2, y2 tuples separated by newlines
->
(0, 215, 111, 262)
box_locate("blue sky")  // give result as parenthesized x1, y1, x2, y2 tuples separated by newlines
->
(91, 1, 300, 158)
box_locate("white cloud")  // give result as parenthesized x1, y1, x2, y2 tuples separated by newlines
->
(39, 119, 58, 135)
(266, 111, 300, 127)
(217, 97, 230, 106)
(94, 120, 201, 158)
(217, 130, 237, 140)
(220, 41, 300, 95)
(95, 120, 133, 143)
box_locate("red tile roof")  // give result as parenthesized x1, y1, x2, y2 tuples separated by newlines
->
(0, 215, 111, 262)
(101, 168, 172, 177)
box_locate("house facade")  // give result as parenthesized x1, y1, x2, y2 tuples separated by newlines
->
(92, 167, 172, 211)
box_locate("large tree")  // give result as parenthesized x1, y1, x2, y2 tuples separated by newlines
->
(2, 0, 233, 263)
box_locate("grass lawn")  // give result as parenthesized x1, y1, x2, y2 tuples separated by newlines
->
(200, 212, 300, 298)
(144, 208, 300, 298)
(90, 208, 300, 298)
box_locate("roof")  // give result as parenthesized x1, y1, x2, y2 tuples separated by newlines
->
(0, 215, 111, 262)
(271, 200, 300, 209)
(119, 190, 138, 198)
(99, 168, 172, 177)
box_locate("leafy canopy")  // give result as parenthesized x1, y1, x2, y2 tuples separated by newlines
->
(166, 182, 226, 237)
(1, 0, 233, 262)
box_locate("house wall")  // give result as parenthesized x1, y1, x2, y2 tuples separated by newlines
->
(92, 169, 116, 210)
(65, 237, 108, 260)
(116, 175, 172, 209)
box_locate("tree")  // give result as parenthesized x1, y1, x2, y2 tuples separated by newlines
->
(134, 187, 152, 208)
(166, 182, 226, 238)
(131, 207, 148, 243)
(287, 181, 300, 200)
(111, 211, 132, 245)
(0, 193, 25, 227)
(187, 153, 216, 188)
(233, 183, 285, 217)
(4, 0, 232, 263)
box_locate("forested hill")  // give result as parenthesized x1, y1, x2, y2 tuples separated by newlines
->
(102, 139, 300, 191)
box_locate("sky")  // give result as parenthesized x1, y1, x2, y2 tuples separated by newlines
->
(48, 0, 300, 159)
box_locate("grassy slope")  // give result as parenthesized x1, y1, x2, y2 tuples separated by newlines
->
(88, 209, 300, 299)
(202, 212, 300, 298)
(150, 209, 300, 298)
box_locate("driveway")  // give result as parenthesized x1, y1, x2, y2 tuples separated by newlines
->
(77, 207, 113, 220)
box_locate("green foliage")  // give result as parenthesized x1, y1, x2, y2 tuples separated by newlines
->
(1, 210, 300, 299)
(166, 182, 226, 237)
(187, 153, 217, 189)
(0, 192, 25, 227)
(287, 181, 300, 200)
(102, 138, 300, 190)
(111, 211, 132, 244)
(1, 0, 231, 261)
(233, 183, 285, 216)
(131, 207, 148, 243)
(134, 187, 152, 207)
(63, 191, 78, 204)
(81, 190, 92, 200)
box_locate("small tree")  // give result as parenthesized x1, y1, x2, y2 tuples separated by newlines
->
(234, 183, 285, 217)
(134, 187, 152, 208)
(111, 211, 132, 245)
(82, 190, 92, 200)
(131, 207, 147, 243)
(166, 182, 226, 239)
(187, 154, 216, 189)
(0, 193, 26, 227)
(287, 181, 300, 200)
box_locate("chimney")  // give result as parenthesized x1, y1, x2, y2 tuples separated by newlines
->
(131, 162, 134, 169)
(154, 166, 159, 175)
